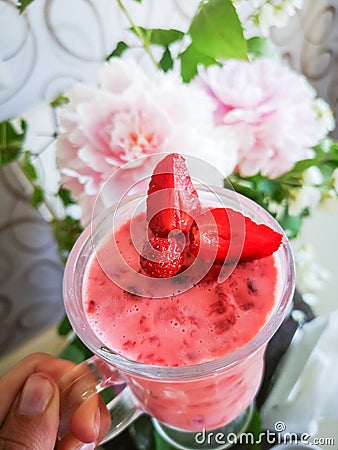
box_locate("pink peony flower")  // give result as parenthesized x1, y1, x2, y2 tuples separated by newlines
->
(196, 58, 327, 178)
(56, 58, 238, 225)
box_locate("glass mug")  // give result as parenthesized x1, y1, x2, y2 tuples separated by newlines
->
(59, 185, 295, 450)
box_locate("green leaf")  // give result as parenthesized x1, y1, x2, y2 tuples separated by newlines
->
(58, 315, 73, 336)
(159, 47, 174, 72)
(106, 41, 129, 60)
(247, 37, 278, 59)
(244, 404, 262, 450)
(288, 157, 323, 177)
(322, 160, 338, 177)
(58, 336, 92, 363)
(154, 427, 175, 450)
(279, 210, 303, 239)
(21, 151, 37, 181)
(50, 94, 69, 108)
(31, 185, 44, 208)
(129, 415, 155, 450)
(100, 386, 116, 404)
(328, 140, 338, 157)
(0, 119, 27, 166)
(149, 28, 184, 47)
(130, 27, 184, 47)
(16, 0, 35, 13)
(256, 178, 286, 203)
(256, 179, 280, 196)
(58, 344, 87, 364)
(229, 177, 265, 206)
(189, 0, 247, 61)
(51, 216, 83, 263)
(58, 187, 77, 206)
(180, 43, 217, 82)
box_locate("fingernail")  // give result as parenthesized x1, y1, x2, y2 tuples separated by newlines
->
(94, 408, 100, 437)
(76, 443, 96, 450)
(17, 373, 55, 416)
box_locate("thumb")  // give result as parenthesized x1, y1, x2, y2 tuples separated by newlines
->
(0, 373, 60, 450)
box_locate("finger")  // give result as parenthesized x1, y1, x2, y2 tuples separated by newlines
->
(58, 360, 100, 441)
(70, 395, 111, 444)
(55, 432, 96, 450)
(70, 396, 100, 443)
(97, 396, 111, 444)
(56, 397, 111, 450)
(0, 373, 59, 450)
(0, 353, 110, 447)
(0, 353, 74, 426)
(55, 398, 100, 450)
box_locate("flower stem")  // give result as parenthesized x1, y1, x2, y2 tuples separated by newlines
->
(116, 0, 160, 69)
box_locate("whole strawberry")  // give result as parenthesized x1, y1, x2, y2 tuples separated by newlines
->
(140, 236, 184, 278)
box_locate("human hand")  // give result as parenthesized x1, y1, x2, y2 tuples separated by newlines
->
(0, 353, 110, 450)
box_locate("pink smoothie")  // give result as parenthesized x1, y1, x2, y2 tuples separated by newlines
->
(83, 212, 278, 430)
(84, 212, 277, 367)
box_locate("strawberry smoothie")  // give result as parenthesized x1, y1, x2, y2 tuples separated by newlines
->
(84, 213, 277, 367)
(82, 211, 279, 430)
(61, 153, 293, 436)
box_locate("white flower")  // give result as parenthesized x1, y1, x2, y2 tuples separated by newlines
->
(233, 0, 304, 37)
(313, 98, 336, 140)
(259, 3, 290, 36)
(288, 167, 323, 215)
(294, 243, 331, 295)
(303, 166, 323, 186)
(320, 190, 338, 213)
(288, 186, 321, 216)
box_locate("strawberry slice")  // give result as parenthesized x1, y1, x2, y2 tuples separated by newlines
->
(140, 236, 184, 278)
(147, 153, 200, 237)
(190, 208, 283, 263)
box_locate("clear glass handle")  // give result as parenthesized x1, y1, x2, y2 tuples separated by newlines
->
(102, 387, 143, 444)
(57, 355, 143, 444)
